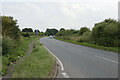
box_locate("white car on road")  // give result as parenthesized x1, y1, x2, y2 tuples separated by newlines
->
(49, 35, 53, 39)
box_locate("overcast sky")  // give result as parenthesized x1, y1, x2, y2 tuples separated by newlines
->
(1, 0, 119, 32)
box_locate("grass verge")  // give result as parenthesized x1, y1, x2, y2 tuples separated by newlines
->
(11, 39, 54, 78)
(2, 36, 35, 76)
(55, 37, 118, 53)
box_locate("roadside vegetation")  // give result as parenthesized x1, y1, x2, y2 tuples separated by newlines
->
(11, 39, 54, 78)
(1, 16, 37, 76)
(1, 16, 55, 78)
(55, 19, 119, 53)
(2, 37, 35, 76)
(22, 28, 45, 37)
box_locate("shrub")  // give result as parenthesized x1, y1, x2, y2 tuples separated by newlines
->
(2, 57, 10, 75)
(2, 16, 21, 40)
(2, 37, 15, 55)
(91, 19, 118, 47)
(22, 33, 30, 38)
(7, 54, 18, 62)
(77, 31, 91, 43)
(79, 27, 90, 35)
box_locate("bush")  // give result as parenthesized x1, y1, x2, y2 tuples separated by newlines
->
(91, 19, 118, 47)
(78, 31, 91, 43)
(56, 29, 79, 36)
(79, 27, 90, 35)
(2, 37, 15, 55)
(7, 54, 18, 62)
(22, 33, 30, 37)
(2, 57, 10, 75)
(2, 16, 21, 40)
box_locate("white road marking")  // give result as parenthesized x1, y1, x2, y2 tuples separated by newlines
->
(40, 39, 70, 78)
(95, 56, 118, 64)
(43, 45, 64, 71)
(62, 72, 69, 78)
(43, 45, 70, 78)
(40, 40, 64, 70)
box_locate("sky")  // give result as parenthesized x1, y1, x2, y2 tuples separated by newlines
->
(0, 0, 119, 32)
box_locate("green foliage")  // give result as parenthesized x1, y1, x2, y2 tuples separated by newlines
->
(2, 57, 10, 75)
(2, 15, 36, 75)
(2, 15, 45, 76)
(60, 28, 65, 31)
(34, 30, 45, 36)
(2, 37, 15, 55)
(78, 31, 91, 43)
(56, 18, 119, 52)
(11, 40, 54, 78)
(38, 32, 45, 36)
(2, 16, 21, 40)
(45, 28, 58, 36)
(2, 16, 22, 75)
(91, 19, 119, 47)
(56, 30, 64, 36)
(79, 27, 90, 35)
(22, 28, 33, 32)
(2, 37, 34, 76)
(22, 32, 45, 37)
(56, 29, 79, 36)
(34, 29, 40, 33)
(22, 32, 30, 37)
(55, 37, 118, 53)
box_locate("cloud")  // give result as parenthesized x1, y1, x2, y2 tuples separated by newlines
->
(1, 0, 118, 32)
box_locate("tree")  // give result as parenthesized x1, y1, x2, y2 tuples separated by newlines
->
(56, 29, 79, 36)
(78, 31, 91, 43)
(34, 29, 40, 33)
(45, 28, 58, 36)
(79, 27, 90, 35)
(60, 28, 65, 31)
(2, 16, 21, 40)
(2, 16, 21, 55)
(22, 28, 33, 32)
(91, 19, 119, 47)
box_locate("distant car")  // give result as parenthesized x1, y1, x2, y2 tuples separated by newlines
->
(53, 35, 55, 37)
(49, 35, 53, 39)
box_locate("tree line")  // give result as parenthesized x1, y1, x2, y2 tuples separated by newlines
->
(56, 19, 119, 48)
(21, 18, 119, 48)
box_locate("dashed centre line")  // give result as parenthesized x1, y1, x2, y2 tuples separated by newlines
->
(95, 56, 118, 64)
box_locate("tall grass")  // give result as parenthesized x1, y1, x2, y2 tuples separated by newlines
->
(2, 36, 35, 76)
(11, 39, 54, 78)
(0, 56, 2, 77)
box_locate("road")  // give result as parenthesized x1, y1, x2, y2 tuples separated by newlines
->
(40, 37, 118, 78)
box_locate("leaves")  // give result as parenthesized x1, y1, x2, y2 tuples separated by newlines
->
(2, 16, 21, 40)
(45, 28, 58, 36)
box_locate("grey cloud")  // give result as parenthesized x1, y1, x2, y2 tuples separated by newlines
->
(1, 1, 118, 32)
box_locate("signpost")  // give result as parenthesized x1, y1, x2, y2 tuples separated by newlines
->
(36, 29, 39, 37)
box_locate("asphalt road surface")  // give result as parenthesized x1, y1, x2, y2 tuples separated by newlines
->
(40, 37, 118, 78)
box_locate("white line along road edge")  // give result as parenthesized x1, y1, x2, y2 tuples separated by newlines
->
(40, 41, 69, 78)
